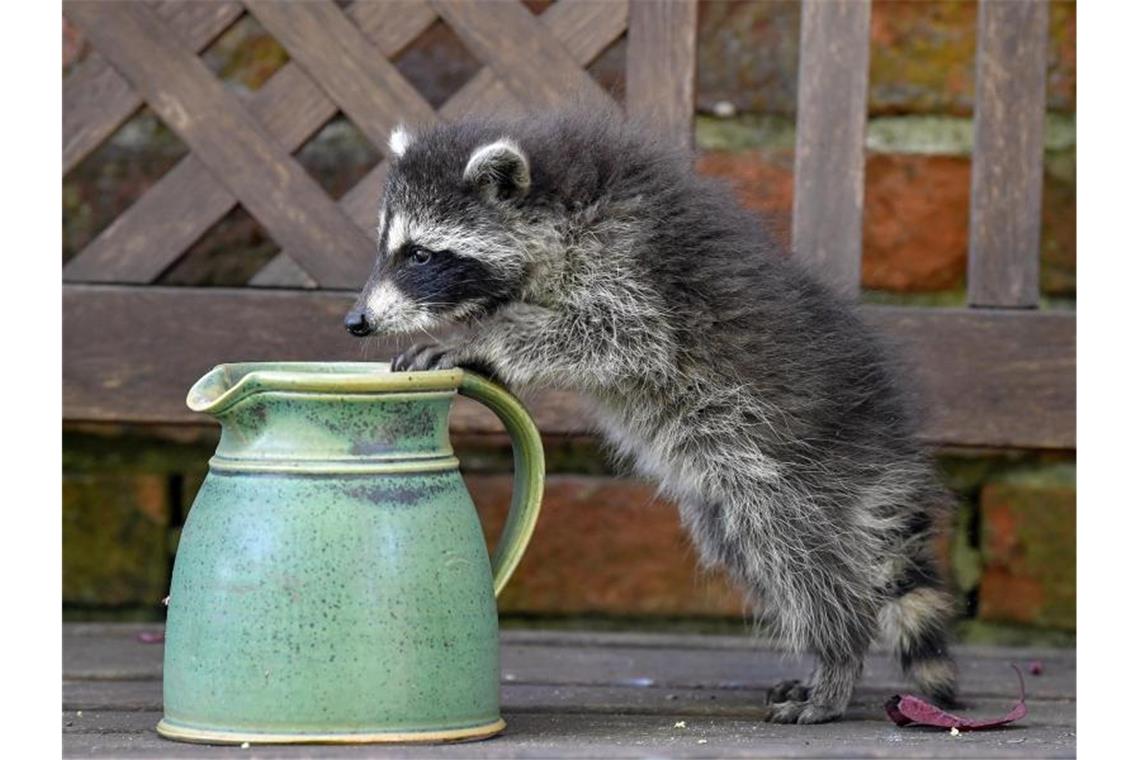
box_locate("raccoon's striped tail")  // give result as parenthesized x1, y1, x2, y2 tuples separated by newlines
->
(881, 584, 959, 706)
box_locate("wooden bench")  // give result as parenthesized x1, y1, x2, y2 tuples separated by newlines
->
(63, 0, 1074, 452)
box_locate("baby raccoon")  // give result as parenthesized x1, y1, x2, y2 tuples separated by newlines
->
(345, 113, 958, 724)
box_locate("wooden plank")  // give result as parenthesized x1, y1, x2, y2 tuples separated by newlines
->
(431, 0, 617, 111)
(63, 286, 1075, 449)
(63, 679, 1078, 724)
(862, 307, 1074, 449)
(64, 1, 377, 289)
(791, 0, 871, 298)
(538, 0, 629, 62)
(350, 0, 439, 55)
(63, 625, 1077, 701)
(967, 0, 1049, 308)
(62, 1, 242, 175)
(246, 254, 319, 289)
(63, 709, 1078, 759)
(61, 625, 1075, 758)
(245, 0, 436, 150)
(626, 0, 698, 151)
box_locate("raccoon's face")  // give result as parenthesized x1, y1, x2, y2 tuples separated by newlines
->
(345, 126, 532, 337)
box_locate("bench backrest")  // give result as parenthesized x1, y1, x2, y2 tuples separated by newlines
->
(62, 0, 1073, 450)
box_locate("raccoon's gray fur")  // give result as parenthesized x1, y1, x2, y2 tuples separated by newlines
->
(346, 112, 959, 724)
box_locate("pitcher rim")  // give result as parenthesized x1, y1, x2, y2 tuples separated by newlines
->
(186, 362, 465, 415)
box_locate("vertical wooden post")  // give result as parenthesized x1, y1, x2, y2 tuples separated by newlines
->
(967, 0, 1049, 308)
(792, 0, 872, 298)
(626, 0, 698, 152)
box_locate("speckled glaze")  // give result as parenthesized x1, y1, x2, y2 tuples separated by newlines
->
(158, 363, 544, 745)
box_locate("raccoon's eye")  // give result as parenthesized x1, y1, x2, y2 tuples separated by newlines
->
(408, 246, 432, 265)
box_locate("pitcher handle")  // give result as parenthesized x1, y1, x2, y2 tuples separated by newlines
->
(458, 372, 545, 597)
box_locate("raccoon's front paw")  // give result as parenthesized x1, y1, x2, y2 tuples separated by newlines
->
(391, 342, 463, 372)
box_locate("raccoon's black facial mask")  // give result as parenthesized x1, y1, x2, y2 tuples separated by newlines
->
(389, 242, 515, 319)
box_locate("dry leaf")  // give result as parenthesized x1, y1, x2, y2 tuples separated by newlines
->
(884, 664, 1028, 731)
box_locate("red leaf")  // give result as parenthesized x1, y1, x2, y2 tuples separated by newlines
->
(884, 664, 1028, 731)
(136, 630, 165, 644)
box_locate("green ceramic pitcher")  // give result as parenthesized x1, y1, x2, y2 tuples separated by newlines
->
(157, 362, 544, 745)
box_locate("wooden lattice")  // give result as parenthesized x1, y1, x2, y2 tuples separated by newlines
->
(64, 0, 694, 288)
(62, 0, 1073, 451)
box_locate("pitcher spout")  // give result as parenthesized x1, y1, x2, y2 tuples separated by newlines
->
(186, 365, 233, 415)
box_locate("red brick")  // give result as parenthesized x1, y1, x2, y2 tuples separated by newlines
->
(862, 153, 971, 292)
(869, 0, 1074, 116)
(694, 1, 1075, 116)
(978, 477, 1075, 630)
(466, 474, 745, 617)
(698, 150, 972, 292)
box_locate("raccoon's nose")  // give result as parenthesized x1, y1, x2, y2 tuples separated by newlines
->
(344, 310, 373, 337)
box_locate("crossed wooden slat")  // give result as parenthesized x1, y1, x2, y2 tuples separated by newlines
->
(62, 1, 243, 176)
(66, 0, 377, 288)
(63, 0, 630, 290)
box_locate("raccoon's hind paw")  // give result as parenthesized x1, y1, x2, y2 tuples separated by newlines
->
(391, 343, 461, 372)
(766, 699, 809, 723)
(793, 703, 845, 724)
(766, 681, 846, 724)
(766, 699, 844, 725)
(767, 679, 811, 705)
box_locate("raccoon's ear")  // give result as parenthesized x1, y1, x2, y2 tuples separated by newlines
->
(389, 125, 413, 158)
(463, 139, 530, 201)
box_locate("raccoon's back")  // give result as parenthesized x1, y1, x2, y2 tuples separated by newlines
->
(630, 174, 924, 466)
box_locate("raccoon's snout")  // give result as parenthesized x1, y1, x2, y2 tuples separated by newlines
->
(344, 309, 374, 337)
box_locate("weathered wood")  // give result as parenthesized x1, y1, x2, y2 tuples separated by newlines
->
(861, 307, 1074, 450)
(65, 2, 415, 284)
(63, 710, 1079, 759)
(540, 0, 630, 63)
(62, 286, 1075, 449)
(246, 255, 319, 289)
(792, 0, 871, 297)
(626, 0, 698, 150)
(64, 1, 377, 289)
(63, 679, 1078, 723)
(431, 0, 616, 111)
(65, 0, 430, 285)
(61, 625, 1076, 758)
(245, 0, 435, 150)
(62, 1, 242, 175)
(350, 0, 439, 56)
(968, 0, 1049, 308)
(63, 624, 1077, 700)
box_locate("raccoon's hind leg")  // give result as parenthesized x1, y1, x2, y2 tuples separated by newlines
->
(679, 492, 877, 724)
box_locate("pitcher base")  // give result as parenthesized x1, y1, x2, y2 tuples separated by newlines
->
(157, 717, 506, 745)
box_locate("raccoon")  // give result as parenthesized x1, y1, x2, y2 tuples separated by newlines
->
(344, 113, 959, 724)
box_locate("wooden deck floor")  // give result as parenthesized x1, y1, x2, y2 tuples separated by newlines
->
(64, 624, 1075, 758)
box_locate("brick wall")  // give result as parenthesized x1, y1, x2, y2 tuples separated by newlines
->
(63, 428, 1076, 638)
(62, 2, 1076, 639)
